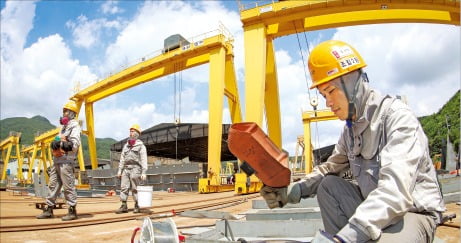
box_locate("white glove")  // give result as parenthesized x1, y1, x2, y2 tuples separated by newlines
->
(311, 230, 345, 243)
(117, 171, 122, 178)
(140, 174, 146, 181)
(260, 183, 301, 209)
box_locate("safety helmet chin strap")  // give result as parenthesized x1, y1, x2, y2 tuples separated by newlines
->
(339, 69, 363, 128)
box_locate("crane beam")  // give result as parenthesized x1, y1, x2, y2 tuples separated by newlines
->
(241, 1, 460, 39)
(69, 29, 242, 187)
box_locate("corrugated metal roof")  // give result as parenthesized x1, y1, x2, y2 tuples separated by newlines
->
(110, 123, 236, 162)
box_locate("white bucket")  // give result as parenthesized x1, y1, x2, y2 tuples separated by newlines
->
(137, 185, 153, 208)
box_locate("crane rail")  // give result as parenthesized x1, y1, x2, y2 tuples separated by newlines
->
(0, 193, 260, 232)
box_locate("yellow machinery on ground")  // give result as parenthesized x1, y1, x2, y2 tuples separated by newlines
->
(0, 132, 23, 183)
(238, 0, 459, 175)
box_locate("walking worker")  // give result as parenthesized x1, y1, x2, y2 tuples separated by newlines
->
(37, 99, 81, 221)
(115, 124, 148, 214)
(260, 40, 445, 242)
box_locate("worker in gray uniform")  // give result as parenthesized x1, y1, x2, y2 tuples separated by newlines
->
(260, 40, 445, 242)
(37, 99, 81, 221)
(115, 124, 148, 214)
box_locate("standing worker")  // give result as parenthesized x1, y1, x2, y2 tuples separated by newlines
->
(37, 99, 81, 221)
(260, 40, 445, 242)
(115, 124, 148, 214)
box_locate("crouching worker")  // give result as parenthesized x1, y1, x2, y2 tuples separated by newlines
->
(115, 124, 147, 214)
(260, 40, 445, 242)
(37, 100, 81, 221)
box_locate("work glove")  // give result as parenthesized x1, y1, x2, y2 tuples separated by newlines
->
(117, 171, 122, 178)
(140, 174, 146, 181)
(311, 230, 345, 243)
(260, 183, 301, 209)
(51, 140, 61, 150)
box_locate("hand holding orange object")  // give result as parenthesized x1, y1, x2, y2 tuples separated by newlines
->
(228, 122, 290, 188)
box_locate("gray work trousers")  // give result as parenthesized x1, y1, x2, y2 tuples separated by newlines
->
(46, 163, 77, 207)
(316, 175, 437, 242)
(119, 165, 142, 202)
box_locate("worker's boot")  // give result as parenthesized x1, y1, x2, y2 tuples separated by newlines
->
(36, 205, 54, 219)
(133, 202, 140, 213)
(62, 205, 77, 221)
(115, 201, 128, 214)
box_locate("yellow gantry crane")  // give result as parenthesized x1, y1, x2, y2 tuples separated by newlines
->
(239, 0, 460, 173)
(71, 27, 242, 193)
(0, 132, 23, 183)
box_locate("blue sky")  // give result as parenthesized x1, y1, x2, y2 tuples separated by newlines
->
(1, 0, 460, 156)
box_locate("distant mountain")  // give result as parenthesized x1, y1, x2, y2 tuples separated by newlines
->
(0, 116, 116, 159)
(419, 90, 460, 158)
(0, 116, 55, 146)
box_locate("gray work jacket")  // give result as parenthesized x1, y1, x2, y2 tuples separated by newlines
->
(54, 119, 81, 164)
(117, 139, 148, 175)
(298, 83, 445, 240)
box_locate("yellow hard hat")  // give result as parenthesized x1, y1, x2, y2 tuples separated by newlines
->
(63, 100, 79, 113)
(130, 124, 141, 134)
(308, 40, 366, 89)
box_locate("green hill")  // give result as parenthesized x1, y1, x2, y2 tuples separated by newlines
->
(0, 116, 116, 160)
(0, 116, 55, 146)
(419, 90, 460, 158)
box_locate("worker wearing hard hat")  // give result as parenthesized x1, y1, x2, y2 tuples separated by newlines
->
(261, 40, 445, 242)
(37, 100, 81, 221)
(115, 124, 148, 214)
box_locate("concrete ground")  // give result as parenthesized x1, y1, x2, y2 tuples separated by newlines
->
(0, 190, 459, 243)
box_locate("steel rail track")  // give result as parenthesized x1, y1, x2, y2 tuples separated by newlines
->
(1, 194, 260, 232)
(0, 193, 244, 220)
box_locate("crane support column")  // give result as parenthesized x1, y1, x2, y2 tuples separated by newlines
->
(224, 58, 243, 124)
(39, 143, 49, 182)
(1, 144, 12, 181)
(85, 102, 98, 169)
(302, 110, 337, 174)
(207, 46, 226, 186)
(0, 134, 22, 181)
(264, 39, 282, 148)
(27, 146, 38, 183)
(244, 23, 267, 128)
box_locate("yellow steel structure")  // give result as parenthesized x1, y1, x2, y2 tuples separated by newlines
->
(22, 128, 86, 184)
(302, 110, 338, 173)
(240, 0, 460, 173)
(0, 132, 23, 182)
(20, 144, 35, 183)
(234, 173, 263, 195)
(293, 135, 305, 173)
(70, 29, 242, 192)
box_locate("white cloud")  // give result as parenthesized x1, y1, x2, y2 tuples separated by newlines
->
(100, 1, 242, 78)
(101, 0, 123, 15)
(1, 34, 97, 122)
(333, 23, 460, 116)
(1, 1, 97, 124)
(0, 1, 35, 61)
(66, 15, 122, 49)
